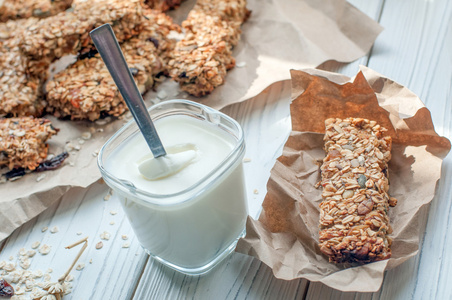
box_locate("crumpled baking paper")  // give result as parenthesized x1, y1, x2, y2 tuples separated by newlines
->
(0, 0, 382, 242)
(235, 66, 451, 292)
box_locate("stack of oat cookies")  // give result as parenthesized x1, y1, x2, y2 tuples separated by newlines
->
(0, 0, 249, 174)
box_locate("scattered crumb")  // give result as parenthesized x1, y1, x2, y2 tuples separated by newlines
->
(81, 132, 92, 140)
(95, 241, 103, 250)
(50, 226, 59, 234)
(76, 232, 82, 235)
(36, 174, 46, 182)
(92, 151, 98, 157)
(43, 273, 51, 281)
(19, 248, 27, 256)
(38, 244, 51, 255)
(109, 221, 115, 225)
(19, 258, 30, 270)
(121, 235, 128, 240)
(65, 274, 74, 282)
(109, 210, 117, 215)
(64, 142, 75, 152)
(46, 268, 53, 273)
(157, 90, 167, 100)
(100, 231, 111, 241)
(27, 250, 36, 257)
(95, 119, 108, 126)
(89, 259, 93, 264)
(236, 61, 247, 68)
(78, 138, 85, 145)
(97, 128, 104, 133)
(41, 227, 48, 232)
(4, 262, 15, 272)
(253, 189, 259, 194)
(103, 194, 111, 201)
(8, 256, 13, 261)
(243, 157, 252, 163)
(75, 263, 85, 271)
(122, 242, 130, 248)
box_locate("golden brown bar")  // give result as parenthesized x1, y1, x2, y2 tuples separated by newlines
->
(0, 0, 72, 22)
(46, 10, 179, 121)
(318, 117, 396, 263)
(20, 0, 145, 66)
(0, 38, 49, 117)
(0, 117, 58, 170)
(168, 0, 249, 97)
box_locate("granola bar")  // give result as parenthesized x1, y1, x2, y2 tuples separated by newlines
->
(318, 118, 396, 263)
(0, 38, 49, 117)
(46, 11, 178, 121)
(0, 117, 58, 170)
(0, 0, 72, 22)
(20, 0, 145, 66)
(168, 0, 249, 97)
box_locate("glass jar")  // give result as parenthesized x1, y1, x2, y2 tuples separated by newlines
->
(98, 100, 248, 275)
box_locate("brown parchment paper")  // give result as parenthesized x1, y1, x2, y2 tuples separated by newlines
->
(235, 66, 451, 292)
(0, 0, 382, 242)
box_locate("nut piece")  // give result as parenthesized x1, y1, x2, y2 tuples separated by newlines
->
(39, 244, 51, 255)
(100, 231, 111, 241)
(95, 242, 103, 250)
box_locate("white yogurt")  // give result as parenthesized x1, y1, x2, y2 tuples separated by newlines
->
(104, 114, 248, 272)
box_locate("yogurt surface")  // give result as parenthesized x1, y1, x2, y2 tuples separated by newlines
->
(106, 115, 235, 196)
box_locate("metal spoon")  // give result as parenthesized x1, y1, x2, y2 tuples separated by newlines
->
(90, 24, 166, 158)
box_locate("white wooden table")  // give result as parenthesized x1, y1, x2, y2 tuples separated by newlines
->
(2, 0, 451, 299)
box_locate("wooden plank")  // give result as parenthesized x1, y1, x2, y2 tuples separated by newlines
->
(0, 182, 147, 300)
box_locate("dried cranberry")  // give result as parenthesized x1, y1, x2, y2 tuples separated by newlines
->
(147, 37, 159, 49)
(0, 279, 14, 297)
(35, 152, 69, 172)
(4, 167, 26, 180)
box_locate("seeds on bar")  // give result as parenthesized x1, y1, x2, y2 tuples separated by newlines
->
(20, 0, 145, 65)
(168, 0, 250, 97)
(0, 39, 48, 117)
(46, 10, 179, 121)
(0, 117, 59, 170)
(318, 117, 396, 263)
(0, 0, 73, 22)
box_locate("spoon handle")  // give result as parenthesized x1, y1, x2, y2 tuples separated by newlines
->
(90, 24, 166, 158)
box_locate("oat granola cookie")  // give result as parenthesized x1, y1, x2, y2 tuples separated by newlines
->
(168, 0, 249, 97)
(20, 0, 146, 66)
(0, 117, 58, 170)
(0, 38, 49, 117)
(0, 0, 72, 22)
(318, 117, 397, 264)
(46, 10, 179, 121)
